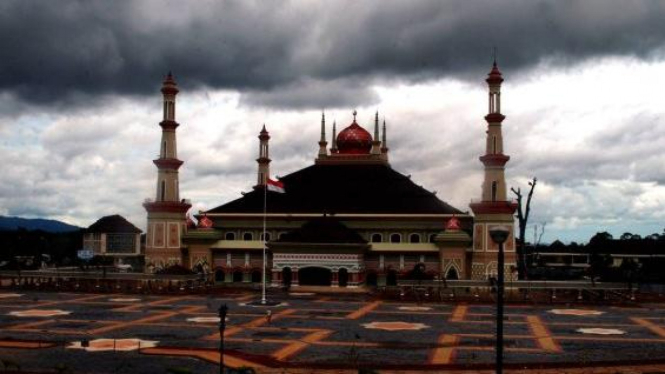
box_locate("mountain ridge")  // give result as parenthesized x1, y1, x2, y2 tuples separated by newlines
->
(0, 216, 81, 232)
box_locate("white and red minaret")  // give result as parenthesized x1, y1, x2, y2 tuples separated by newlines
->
(144, 72, 191, 271)
(469, 61, 518, 280)
(256, 125, 271, 186)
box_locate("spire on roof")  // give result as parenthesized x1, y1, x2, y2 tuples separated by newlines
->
(331, 120, 338, 153)
(374, 111, 379, 139)
(318, 111, 328, 157)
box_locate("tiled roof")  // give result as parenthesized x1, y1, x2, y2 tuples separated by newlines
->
(86, 215, 141, 234)
(207, 164, 463, 215)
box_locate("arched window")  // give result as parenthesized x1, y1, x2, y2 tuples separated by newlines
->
(160, 180, 166, 201)
(390, 233, 402, 243)
(491, 181, 498, 202)
(492, 136, 497, 154)
(278, 232, 287, 240)
(225, 232, 235, 240)
(371, 233, 382, 243)
(243, 232, 253, 241)
(260, 232, 271, 241)
(409, 233, 421, 243)
(429, 234, 438, 243)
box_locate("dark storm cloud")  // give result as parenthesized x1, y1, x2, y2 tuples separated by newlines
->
(2, 0, 665, 109)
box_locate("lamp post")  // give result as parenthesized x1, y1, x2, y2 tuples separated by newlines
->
(218, 304, 228, 374)
(489, 226, 510, 374)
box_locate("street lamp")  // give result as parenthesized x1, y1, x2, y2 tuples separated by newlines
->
(489, 226, 510, 374)
(218, 304, 228, 374)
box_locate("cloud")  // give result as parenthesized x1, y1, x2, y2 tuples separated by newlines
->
(2, 1, 665, 109)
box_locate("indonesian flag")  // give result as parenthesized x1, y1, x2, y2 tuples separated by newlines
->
(266, 178, 285, 193)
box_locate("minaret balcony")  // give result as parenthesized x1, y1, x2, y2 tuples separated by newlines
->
(153, 158, 184, 170)
(159, 120, 180, 130)
(469, 200, 518, 215)
(484, 113, 505, 123)
(479, 153, 510, 167)
(143, 200, 192, 214)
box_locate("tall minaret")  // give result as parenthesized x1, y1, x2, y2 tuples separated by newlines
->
(318, 112, 328, 157)
(469, 60, 518, 281)
(144, 72, 192, 271)
(371, 111, 381, 155)
(256, 125, 271, 186)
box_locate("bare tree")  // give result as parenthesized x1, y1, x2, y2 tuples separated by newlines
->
(511, 177, 537, 279)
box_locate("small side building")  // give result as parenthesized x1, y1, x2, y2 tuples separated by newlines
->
(83, 215, 143, 269)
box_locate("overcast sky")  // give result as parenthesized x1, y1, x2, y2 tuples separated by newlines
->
(1, 0, 665, 243)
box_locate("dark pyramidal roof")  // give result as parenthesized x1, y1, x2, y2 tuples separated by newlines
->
(86, 215, 142, 233)
(207, 164, 462, 215)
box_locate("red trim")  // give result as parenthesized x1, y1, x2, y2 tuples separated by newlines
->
(161, 85, 179, 95)
(143, 201, 191, 213)
(484, 113, 505, 123)
(153, 158, 184, 170)
(469, 200, 517, 215)
(479, 153, 510, 166)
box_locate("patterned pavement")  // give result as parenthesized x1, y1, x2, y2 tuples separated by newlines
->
(0, 291, 664, 373)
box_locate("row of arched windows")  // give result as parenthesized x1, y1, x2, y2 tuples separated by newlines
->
(370, 233, 438, 244)
(224, 232, 277, 241)
(221, 230, 438, 243)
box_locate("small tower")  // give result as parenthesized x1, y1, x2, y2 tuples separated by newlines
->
(144, 72, 192, 271)
(318, 112, 328, 157)
(256, 125, 271, 186)
(469, 60, 518, 281)
(330, 121, 338, 154)
(371, 111, 381, 155)
(380, 119, 389, 161)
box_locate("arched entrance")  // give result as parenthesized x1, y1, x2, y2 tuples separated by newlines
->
(232, 270, 243, 283)
(282, 267, 292, 287)
(338, 268, 348, 288)
(366, 272, 378, 286)
(298, 267, 332, 286)
(214, 269, 225, 283)
(445, 267, 459, 280)
(386, 270, 398, 286)
(251, 270, 262, 283)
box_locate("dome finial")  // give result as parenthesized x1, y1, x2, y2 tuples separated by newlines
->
(352, 110, 357, 122)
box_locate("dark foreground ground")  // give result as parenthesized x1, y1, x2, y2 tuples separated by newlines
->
(0, 289, 664, 373)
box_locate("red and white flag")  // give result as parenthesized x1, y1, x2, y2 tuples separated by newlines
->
(266, 178, 285, 193)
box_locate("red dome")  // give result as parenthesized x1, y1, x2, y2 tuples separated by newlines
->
(337, 117, 373, 155)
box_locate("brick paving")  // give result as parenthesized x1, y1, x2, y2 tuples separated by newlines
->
(0, 290, 664, 373)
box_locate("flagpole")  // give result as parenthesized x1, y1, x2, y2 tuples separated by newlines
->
(261, 181, 267, 305)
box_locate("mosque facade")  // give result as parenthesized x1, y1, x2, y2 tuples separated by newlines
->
(143, 62, 517, 287)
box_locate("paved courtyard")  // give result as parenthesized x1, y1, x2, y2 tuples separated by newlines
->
(0, 290, 664, 373)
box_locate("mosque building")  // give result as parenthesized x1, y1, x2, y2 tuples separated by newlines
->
(143, 62, 517, 287)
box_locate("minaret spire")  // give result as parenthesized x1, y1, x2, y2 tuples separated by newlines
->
(257, 124, 271, 186)
(331, 120, 338, 153)
(371, 110, 381, 155)
(380, 118, 389, 161)
(318, 111, 328, 157)
(144, 72, 191, 271)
